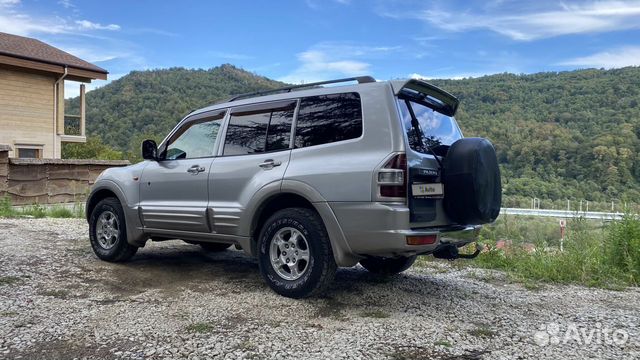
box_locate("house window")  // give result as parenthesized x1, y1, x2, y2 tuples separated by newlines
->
(15, 146, 43, 159)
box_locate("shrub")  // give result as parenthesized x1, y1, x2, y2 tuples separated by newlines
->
(0, 196, 16, 217)
(604, 215, 640, 285)
(470, 215, 637, 288)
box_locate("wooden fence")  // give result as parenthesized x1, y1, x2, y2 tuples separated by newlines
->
(0, 145, 129, 205)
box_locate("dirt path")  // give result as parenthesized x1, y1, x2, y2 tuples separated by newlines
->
(0, 218, 638, 359)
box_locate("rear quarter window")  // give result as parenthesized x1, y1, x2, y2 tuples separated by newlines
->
(294, 92, 362, 148)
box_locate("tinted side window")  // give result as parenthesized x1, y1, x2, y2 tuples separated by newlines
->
(294, 93, 362, 148)
(165, 110, 225, 160)
(223, 101, 295, 156)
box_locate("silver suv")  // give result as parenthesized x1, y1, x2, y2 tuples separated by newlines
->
(86, 76, 501, 298)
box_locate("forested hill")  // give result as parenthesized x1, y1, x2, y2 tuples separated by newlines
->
(429, 67, 640, 203)
(67, 65, 640, 203)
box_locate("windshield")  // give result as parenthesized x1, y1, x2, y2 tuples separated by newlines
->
(397, 98, 463, 155)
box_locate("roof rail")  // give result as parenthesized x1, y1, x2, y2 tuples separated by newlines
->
(227, 76, 376, 102)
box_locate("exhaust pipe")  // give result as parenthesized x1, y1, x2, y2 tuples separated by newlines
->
(433, 242, 484, 260)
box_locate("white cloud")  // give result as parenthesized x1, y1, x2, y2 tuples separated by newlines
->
(409, 73, 430, 80)
(0, 0, 120, 36)
(382, 1, 640, 41)
(58, 0, 73, 8)
(75, 20, 120, 31)
(54, 44, 125, 63)
(0, 14, 70, 35)
(0, 14, 120, 36)
(0, 0, 20, 7)
(279, 43, 399, 84)
(557, 46, 640, 68)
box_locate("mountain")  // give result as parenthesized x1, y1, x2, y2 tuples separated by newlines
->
(67, 65, 640, 203)
(428, 67, 640, 204)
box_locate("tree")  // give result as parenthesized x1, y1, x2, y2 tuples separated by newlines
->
(62, 137, 123, 160)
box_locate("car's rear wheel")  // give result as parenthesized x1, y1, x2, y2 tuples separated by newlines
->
(359, 255, 417, 275)
(257, 208, 336, 298)
(89, 197, 138, 262)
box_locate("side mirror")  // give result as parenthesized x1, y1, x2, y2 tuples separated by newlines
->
(142, 139, 158, 160)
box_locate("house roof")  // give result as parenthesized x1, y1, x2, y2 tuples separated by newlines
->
(0, 31, 107, 81)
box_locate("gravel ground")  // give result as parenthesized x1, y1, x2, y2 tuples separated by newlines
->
(0, 218, 639, 360)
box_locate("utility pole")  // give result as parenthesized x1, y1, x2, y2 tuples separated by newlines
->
(559, 219, 566, 252)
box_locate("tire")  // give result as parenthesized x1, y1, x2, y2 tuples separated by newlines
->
(359, 255, 417, 276)
(257, 208, 336, 298)
(199, 242, 231, 252)
(442, 137, 501, 225)
(89, 197, 138, 262)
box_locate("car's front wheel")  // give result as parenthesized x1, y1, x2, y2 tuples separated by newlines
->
(89, 197, 138, 262)
(359, 256, 416, 275)
(257, 208, 336, 298)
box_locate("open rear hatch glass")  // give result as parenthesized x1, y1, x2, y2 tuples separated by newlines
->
(392, 79, 462, 225)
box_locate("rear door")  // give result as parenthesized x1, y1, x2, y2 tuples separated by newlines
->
(394, 80, 463, 226)
(139, 110, 225, 232)
(209, 100, 296, 236)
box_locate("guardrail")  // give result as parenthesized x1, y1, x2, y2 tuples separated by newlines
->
(501, 208, 624, 220)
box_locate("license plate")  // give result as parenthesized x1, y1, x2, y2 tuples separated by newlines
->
(412, 183, 444, 198)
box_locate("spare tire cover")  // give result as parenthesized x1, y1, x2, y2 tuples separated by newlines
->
(442, 138, 501, 225)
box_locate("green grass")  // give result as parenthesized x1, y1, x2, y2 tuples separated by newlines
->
(0, 196, 13, 217)
(0, 196, 84, 219)
(359, 310, 391, 319)
(467, 215, 640, 289)
(434, 340, 452, 347)
(0, 276, 23, 286)
(186, 322, 216, 333)
(47, 206, 75, 218)
(468, 325, 497, 338)
(38, 289, 71, 299)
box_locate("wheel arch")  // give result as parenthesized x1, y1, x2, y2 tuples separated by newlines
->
(248, 180, 360, 267)
(86, 188, 121, 221)
(86, 181, 146, 246)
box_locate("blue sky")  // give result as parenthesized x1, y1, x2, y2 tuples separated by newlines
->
(1, 0, 640, 97)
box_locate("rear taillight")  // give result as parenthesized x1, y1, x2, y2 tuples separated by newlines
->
(406, 234, 437, 245)
(378, 153, 407, 199)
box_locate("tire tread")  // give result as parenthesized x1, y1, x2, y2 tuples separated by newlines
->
(257, 207, 336, 298)
(89, 197, 138, 262)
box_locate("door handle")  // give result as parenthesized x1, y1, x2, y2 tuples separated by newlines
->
(187, 165, 205, 174)
(258, 159, 282, 169)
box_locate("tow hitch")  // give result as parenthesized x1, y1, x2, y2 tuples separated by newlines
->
(433, 242, 484, 260)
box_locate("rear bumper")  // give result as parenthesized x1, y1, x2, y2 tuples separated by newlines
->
(329, 201, 481, 257)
